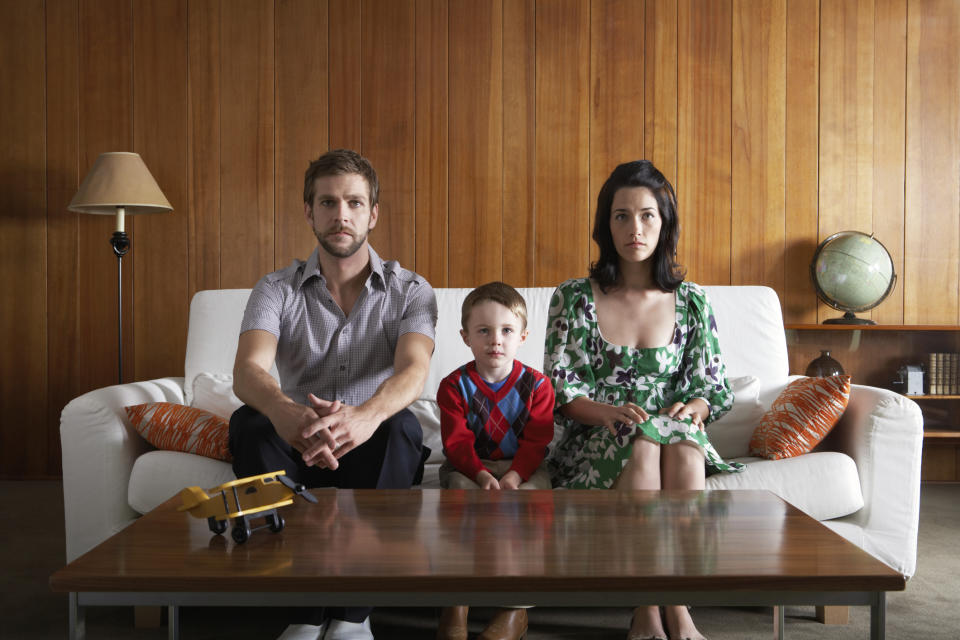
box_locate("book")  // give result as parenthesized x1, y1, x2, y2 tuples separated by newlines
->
(946, 353, 960, 395)
(928, 352, 939, 395)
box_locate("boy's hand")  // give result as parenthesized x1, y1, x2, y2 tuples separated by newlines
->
(475, 470, 501, 490)
(499, 470, 522, 490)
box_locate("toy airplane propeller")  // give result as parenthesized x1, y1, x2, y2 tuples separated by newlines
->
(178, 470, 317, 544)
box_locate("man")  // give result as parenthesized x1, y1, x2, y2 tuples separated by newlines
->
(230, 149, 437, 640)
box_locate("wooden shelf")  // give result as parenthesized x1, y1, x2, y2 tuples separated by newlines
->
(785, 324, 960, 332)
(923, 429, 960, 442)
(786, 324, 960, 481)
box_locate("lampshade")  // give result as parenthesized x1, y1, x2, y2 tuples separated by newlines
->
(69, 152, 172, 231)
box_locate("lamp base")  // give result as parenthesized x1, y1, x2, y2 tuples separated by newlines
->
(823, 311, 875, 325)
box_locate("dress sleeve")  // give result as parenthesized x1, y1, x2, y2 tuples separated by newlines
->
(675, 284, 733, 425)
(509, 375, 555, 481)
(437, 372, 486, 481)
(543, 280, 598, 415)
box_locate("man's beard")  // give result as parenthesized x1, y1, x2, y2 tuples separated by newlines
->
(316, 225, 369, 258)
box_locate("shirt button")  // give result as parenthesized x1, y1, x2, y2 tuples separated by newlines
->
(340, 365, 346, 371)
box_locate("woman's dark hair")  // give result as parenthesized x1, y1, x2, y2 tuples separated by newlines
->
(589, 159, 685, 293)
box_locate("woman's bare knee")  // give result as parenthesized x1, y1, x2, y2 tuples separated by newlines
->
(661, 442, 705, 490)
(614, 439, 661, 490)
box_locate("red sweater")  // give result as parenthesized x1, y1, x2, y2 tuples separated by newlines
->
(438, 360, 555, 482)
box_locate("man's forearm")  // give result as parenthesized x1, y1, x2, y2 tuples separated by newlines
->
(233, 362, 296, 423)
(357, 361, 428, 425)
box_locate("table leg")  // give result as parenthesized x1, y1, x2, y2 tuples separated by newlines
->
(168, 605, 180, 640)
(871, 593, 886, 640)
(68, 592, 86, 640)
(772, 606, 785, 639)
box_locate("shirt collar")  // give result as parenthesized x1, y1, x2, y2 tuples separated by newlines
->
(297, 245, 386, 291)
(366, 245, 386, 288)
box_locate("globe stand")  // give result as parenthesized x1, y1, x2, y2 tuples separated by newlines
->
(824, 311, 876, 325)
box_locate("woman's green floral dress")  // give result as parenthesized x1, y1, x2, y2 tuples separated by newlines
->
(544, 278, 745, 489)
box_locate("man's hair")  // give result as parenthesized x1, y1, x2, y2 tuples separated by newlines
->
(589, 159, 685, 293)
(303, 148, 380, 206)
(461, 281, 528, 331)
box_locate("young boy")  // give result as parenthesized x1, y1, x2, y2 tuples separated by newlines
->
(436, 282, 554, 640)
(437, 281, 555, 491)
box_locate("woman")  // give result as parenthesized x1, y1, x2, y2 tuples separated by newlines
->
(545, 160, 743, 640)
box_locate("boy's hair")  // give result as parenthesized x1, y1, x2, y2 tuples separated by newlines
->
(303, 148, 380, 206)
(461, 282, 528, 331)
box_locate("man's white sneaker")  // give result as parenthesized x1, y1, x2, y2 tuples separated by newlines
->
(277, 623, 327, 640)
(323, 617, 374, 640)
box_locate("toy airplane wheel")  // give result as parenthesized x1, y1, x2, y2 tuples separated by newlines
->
(207, 517, 227, 535)
(267, 512, 285, 533)
(231, 522, 251, 544)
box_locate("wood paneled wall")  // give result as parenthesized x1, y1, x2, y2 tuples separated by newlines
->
(1, 0, 958, 478)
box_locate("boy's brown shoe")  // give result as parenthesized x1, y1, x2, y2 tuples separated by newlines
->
(478, 608, 528, 640)
(437, 606, 469, 640)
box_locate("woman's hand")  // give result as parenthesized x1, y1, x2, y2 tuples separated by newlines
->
(595, 402, 650, 436)
(658, 398, 710, 430)
(559, 397, 650, 436)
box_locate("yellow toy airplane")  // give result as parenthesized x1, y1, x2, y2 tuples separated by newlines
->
(177, 470, 318, 543)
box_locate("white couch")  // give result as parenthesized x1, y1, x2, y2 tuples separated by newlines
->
(60, 286, 924, 580)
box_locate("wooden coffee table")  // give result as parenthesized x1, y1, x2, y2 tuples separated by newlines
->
(51, 489, 904, 639)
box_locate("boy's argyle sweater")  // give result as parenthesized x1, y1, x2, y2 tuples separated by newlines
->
(438, 359, 554, 482)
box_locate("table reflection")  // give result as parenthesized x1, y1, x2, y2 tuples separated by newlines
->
(546, 490, 735, 577)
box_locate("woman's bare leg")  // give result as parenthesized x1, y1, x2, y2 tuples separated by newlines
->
(627, 605, 666, 640)
(614, 438, 661, 490)
(616, 440, 667, 638)
(660, 442, 705, 491)
(661, 442, 707, 639)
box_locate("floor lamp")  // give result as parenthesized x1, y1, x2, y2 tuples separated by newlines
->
(69, 152, 172, 384)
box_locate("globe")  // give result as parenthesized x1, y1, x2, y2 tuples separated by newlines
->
(810, 231, 896, 324)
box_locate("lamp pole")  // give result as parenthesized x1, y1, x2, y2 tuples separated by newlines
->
(110, 207, 130, 384)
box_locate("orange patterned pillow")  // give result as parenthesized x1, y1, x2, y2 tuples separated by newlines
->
(749, 375, 851, 460)
(125, 402, 232, 461)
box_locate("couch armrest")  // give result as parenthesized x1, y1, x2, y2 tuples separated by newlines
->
(59, 377, 186, 562)
(818, 383, 924, 576)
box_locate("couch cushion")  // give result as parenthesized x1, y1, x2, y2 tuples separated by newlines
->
(408, 398, 444, 464)
(749, 375, 851, 460)
(701, 286, 789, 393)
(705, 375, 765, 459)
(125, 402, 232, 461)
(128, 450, 236, 515)
(706, 451, 863, 521)
(191, 372, 243, 418)
(184, 285, 790, 406)
(185, 289, 278, 405)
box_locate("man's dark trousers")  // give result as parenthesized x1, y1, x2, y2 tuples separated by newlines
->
(229, 404, 428, 624)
